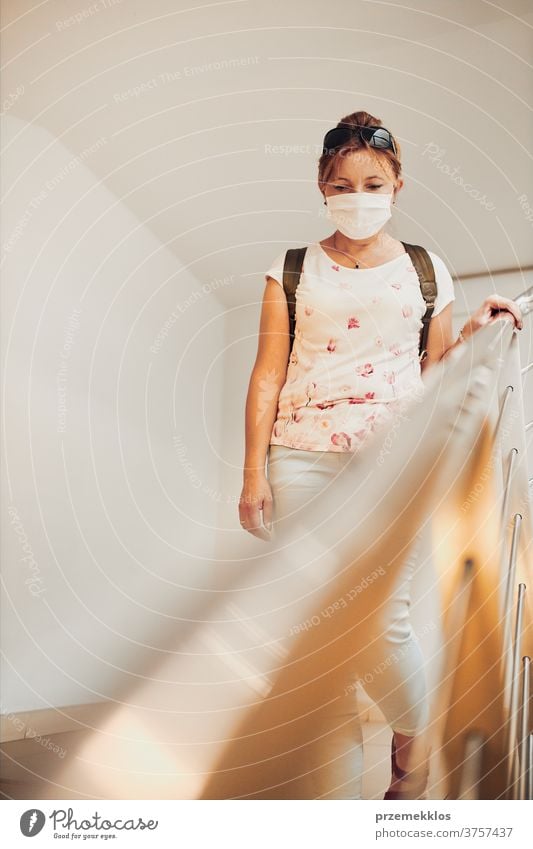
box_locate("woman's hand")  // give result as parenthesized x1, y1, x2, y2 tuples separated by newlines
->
(462, 294, 523, 339)
(239, 472, 273, 541)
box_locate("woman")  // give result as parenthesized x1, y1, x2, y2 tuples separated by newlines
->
(239, 110, 522, 800)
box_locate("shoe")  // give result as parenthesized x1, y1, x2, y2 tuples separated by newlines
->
(383, 735, 428, 800)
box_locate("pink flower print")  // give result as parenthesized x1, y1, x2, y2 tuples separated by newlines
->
(347, 316, 360, 329)
(273, 421, 284, 437)
(316, 401, 336, 410)
(355, 362, 374, 377)
(331, 432, 352, 450)
(390, 282, 402, 290)
(293, 409, 304, 423)
(402, 304, 413, 318)
(384, 370, 397, 385)
(371, 295, 380, 304)
(353, 428, 368, 441)
(304, 382, 317, 405)
(349, 391, 375, 404)
(375, 336, 383, 347)
(407, 263, 417, 274)
(327, 338, 337, 353)
(331, 264, 340, 272)
(304, 305, 314, 316)
(389, 342, 402, 357)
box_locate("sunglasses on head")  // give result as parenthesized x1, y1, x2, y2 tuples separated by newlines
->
(322, 123, 397, 156)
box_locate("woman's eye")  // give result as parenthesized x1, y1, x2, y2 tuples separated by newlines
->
(332, 184, 383, 190)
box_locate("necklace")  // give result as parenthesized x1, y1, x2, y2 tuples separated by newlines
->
(332, 232, 383, 269)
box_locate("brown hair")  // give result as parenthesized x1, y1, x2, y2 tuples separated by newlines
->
(317, 110, 402, 195)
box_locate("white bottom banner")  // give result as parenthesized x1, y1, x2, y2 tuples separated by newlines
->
(0, 799, 530, 848)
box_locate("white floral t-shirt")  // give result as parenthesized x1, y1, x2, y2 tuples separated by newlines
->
(266, 241, 455, 453)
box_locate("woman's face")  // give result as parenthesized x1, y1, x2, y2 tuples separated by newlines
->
(322, 149, 401, 200)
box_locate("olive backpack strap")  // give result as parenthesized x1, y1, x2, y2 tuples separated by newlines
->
(400, 241, 438, 362)
(282, 246, 308, 357)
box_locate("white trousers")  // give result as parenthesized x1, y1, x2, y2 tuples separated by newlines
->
(266, 443, 429, 798)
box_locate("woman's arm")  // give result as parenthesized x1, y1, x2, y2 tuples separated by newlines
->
(420, 301, 455, 372)
(239, 277, 290, 539)
(244, 277, 290, 472)
(421, 295, 523, 374)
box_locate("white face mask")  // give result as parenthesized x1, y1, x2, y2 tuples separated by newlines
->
(325, 191, 394, 239)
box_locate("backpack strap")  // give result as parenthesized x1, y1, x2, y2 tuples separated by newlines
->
(400, 242, 437, 362)
(282, 246, 308, 356)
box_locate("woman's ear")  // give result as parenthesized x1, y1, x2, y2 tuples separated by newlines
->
(393, 178, 404, 203)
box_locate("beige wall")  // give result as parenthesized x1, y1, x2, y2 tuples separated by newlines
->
(1, 113, 225, 713)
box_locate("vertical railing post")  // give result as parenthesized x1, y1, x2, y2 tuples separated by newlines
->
(502, 517, 523, 714)
(528, 733, 533, 800)
(500, 447, 518, 533)
(506, 583, 526, 797)
(519, 656, 531, 800)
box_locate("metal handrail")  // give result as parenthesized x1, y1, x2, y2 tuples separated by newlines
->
(514, 285, 533, 317)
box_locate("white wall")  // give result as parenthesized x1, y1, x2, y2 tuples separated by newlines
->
(1, 116, 225, 713)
